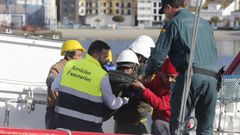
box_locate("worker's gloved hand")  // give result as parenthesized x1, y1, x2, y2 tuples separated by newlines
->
(122, 97, 129, 104)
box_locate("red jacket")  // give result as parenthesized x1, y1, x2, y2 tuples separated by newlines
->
(143, 73, 171, 122)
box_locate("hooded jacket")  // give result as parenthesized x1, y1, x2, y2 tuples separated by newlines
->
(143, 73, 171, 122)
(142, 58, 178, 122)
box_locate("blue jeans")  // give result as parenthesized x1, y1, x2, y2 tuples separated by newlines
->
(170, 73, 217, 135)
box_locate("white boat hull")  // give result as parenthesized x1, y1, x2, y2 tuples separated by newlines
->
(0, 33, 240, 134)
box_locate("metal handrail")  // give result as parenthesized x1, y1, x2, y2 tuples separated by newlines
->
(1, 88, 46, 127)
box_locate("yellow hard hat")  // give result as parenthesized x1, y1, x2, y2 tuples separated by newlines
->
(61, 40, 86, 56)
(108, 50, 113, 62)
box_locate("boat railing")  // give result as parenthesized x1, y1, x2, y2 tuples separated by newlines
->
(214, 75, 240, 134)
(0, 88, 46, 127)
(218, 75, 240, 104)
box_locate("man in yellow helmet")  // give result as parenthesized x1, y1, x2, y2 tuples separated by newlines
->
(45, 40, 86, 129)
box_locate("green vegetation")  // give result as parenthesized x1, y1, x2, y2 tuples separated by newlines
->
(95, 18, 101, 23)
(210, 16, 220, 26)
(112, 15, 125, 24)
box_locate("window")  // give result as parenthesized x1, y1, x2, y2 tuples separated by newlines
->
(110, 9, 112, 14)
(154, 2, 157, 7)
(128, 9, 131, 15)
(116, 3, 119, 7)
(154, 9, 156, 14)
(154, 16, 157, 21)
(103, 2, 106, 7)
(159, 2, 161, 7)
(128, 2, 131, 8)
(110, 2, 112, 7)
(64, 8, 68, 13)
(103, 9, 106, 14)
(116, 9, 119, 14)
(121, 10, 124, 14)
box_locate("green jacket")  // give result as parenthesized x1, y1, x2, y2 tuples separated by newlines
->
(146, 9, 218, 75)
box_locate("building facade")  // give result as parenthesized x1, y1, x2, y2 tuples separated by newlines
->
(17, 0, 44, 26)
(81, 0, 135, 27)
(190, 0, 206, 7)
(59, 0, 79, 26)
(200, 0, 239, 28)
(44, 0, 57, 30)
(152, 0, 164, 26)
(137, 0, 153, 27)
(230, 11, 240, 29)
(137, 0, 164, 27)
(0, 0, 44, 27)
(57, 0, 135, 27)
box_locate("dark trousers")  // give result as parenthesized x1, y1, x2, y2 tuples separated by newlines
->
(45, 107, 57, 129)
(55, 113, 103, 132)
(152, 119, 170, 135)
(115, 121, 148, 134)
(170, 73, 217, 135)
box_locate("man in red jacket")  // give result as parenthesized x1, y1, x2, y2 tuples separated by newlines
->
(131, 58, 178, 135)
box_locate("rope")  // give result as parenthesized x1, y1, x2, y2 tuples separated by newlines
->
(176, 0, 203, 134)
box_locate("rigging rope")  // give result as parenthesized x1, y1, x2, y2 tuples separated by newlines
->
(176, 0, 203, 134)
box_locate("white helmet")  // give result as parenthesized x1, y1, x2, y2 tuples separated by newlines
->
(128, 42, 151, 59)
(116, 50, 139, 65)
(133, 35, 155, 48)
(128, 35, 155, 59)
